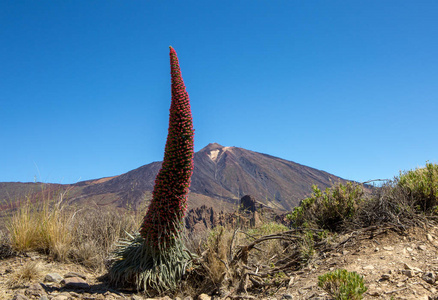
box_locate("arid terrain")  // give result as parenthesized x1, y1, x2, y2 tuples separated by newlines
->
(1, 222, 438, 300)
(1, 152, 437, 300)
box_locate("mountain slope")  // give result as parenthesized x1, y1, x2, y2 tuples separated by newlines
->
(68, 143, 346, 211)
(190, 143, 345, 210)
(0, 144, 347, 212)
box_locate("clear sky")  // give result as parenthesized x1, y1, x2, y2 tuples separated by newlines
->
(1, 1, 437, 184)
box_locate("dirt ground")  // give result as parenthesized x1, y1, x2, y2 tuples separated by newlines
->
(1, 225, 438, 300)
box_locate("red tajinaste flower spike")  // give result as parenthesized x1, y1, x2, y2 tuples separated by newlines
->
(139, 46, 194, 250)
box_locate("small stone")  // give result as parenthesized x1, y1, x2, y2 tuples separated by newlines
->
(61, 277, 90, 290)
(69, 292, 80, 298)
(375, 247, 379, 252)
(282, 294, 293, 299)
(51, 296, 69, 300)
(198, 294, 211, 300)
(418, 245, 427, 251)
(402, 269, 414, 278)
(64, 271, 87, 280)
(39, 296, 49, 300)
(25, 283, 46, 297)
(427, 234, 434, 242)
(30, 254, 40, 261)
(363, 265, 375, 270)
(183, 297, 194, 300)
(403, 263, 423, 272)
(368, 291, 380, 297)
(422, 272, 436, 284)
(44, 272, 63, 283)
(342, 250, 350, 255)
(380, 274, 390, 280)
(383, 246, 394, 251)
(406, 247, 413, 252)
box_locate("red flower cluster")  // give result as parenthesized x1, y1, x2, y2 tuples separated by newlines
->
(139, 47, 194, 249)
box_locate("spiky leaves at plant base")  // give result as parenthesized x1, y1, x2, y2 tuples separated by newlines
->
(109, 46, 194, 294)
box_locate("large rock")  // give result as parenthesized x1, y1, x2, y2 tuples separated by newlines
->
(44, 273, 63, 283)
(240, 195, 257, 212)
(61, 277, 90, 290)
(185, 205, 218, 232)
(64, 271, 86, 280)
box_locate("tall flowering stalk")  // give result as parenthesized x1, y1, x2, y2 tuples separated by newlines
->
(140, 46, 194, 249)
(109, 47, 194, 294)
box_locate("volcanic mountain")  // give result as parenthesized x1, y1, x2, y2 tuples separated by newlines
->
(1, 144, 347, 212)
(61, 143, 344, 211)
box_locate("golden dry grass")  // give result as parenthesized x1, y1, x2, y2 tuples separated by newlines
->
(5, 187, 142, 270)
(6, 260, 42, 288)
(7, 193, 73, 261)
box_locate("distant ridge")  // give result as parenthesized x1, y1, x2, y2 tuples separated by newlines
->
(1, 144, 346, 212)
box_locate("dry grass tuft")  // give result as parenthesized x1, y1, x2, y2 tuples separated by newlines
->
(7, 191, 73, 261)
(0, 229, 15, 259)
(5, 186, 142, 270)
(202, 226, 234, 285)
(6, 260, 42, 288)
(70, 208, 140, 270)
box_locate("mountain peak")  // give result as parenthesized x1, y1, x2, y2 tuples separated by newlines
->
(200, 143, 225, 151)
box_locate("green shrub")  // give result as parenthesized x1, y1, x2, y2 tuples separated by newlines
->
(288, 182, 365, 231)
(298, 230, 315, 263)
(246, 222, 289, 263)
(246, 222, 288, 236)
(318, 269, 367, 300)
(397, 162, 438, 212)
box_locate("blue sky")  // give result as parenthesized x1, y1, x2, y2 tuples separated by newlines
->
(1, 1, 437, 184)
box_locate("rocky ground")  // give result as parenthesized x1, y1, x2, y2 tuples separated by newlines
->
(2, 224, 438, 300)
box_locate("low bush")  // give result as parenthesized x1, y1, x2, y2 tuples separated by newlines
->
(318, 269, 367, 300)
(397, 162, 438, 212)
(246, 222, 289, 265)
(288, 182, 365, 231)
(356, 163, 438, 229)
